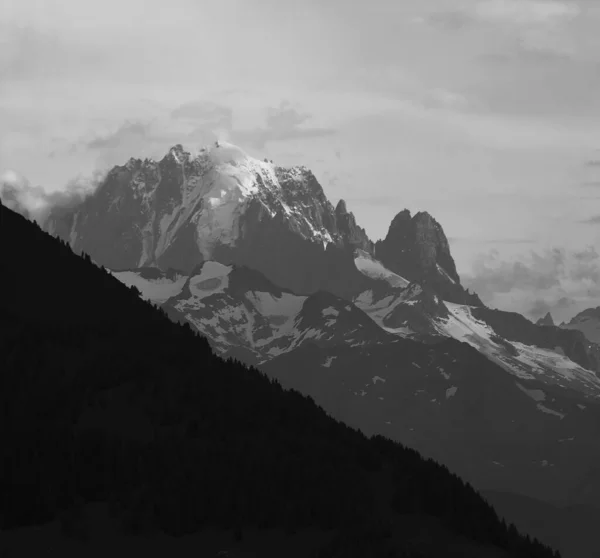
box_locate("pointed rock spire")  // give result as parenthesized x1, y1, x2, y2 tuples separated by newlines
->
(389, 209, 412, 228)
(332, 199, 373, 253)
(335, 199, 348, 215)
(375, 209, 481, 305)
(536, 312, 555, 327)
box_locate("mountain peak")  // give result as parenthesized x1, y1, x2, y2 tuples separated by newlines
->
(43, 140, 351, 292)
(375, 209, 481, 305)
(414, 211, 435, 224)
(164, 144, 191, 164)
(536, 312, 555, 327)
(568, 306, 600, 324)
(124, 156, 142, 171)
(389, 209, 412, 229)
(42, 139, 483, 306)
(335, 199, 348, 215)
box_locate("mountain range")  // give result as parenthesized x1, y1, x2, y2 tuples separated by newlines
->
(0, 196, 561, 558)
(5, 140, 600, 556)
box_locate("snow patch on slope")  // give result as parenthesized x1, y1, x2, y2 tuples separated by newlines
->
(354, 250, 409, 288)
(112, 271, 187, 303)
(536, 404, 565, 419)
(246, 291, 306, 318)
(437, 302, 600, 398)
(436, 263, 456, 284)
(322, 356, 337, 368)
(445, 386, 458, 399)
(322, 306, 339, 317)
(188, 262, 232, 300)
(515, 382, 546, 402)
(191, 145, 266, 258)
(354, 289, 415, 337)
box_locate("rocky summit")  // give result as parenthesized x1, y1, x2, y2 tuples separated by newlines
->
(44, 141, 477, 305)
(536, 312, 555, 327)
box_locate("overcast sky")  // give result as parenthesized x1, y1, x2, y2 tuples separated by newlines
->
(2, 0, 600, 322)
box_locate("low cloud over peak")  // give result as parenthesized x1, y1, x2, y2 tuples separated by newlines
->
(234, 101, 337, 149)
(0, 169, 105, 224)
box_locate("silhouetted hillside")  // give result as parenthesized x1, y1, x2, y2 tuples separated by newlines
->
(0, 199, 560, 557)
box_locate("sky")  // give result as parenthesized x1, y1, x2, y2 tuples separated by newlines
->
(2, 0, 600, 323)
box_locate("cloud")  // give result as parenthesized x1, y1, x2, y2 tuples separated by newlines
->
(2, 95, 338, 221)
(234, 101, 336, 149)
(586, 160, 600, 167)
(171, 101, 234, 145)
(465, 248, 565, 296)
(69, 120, 168, 170)
(424, 10, 473, 30)
(423, 0, 580, 31)
(530, 296, 575, 320)
(579, 215, 600, 224)
(423, 0, 581, 60)
(171, 101, 233, 128)
(71, 115, 226, 169)
(67, 100, 334, 167)
(474, 0, 580, 26)
(481, 41, 573, 66)
(0, 24, 106, 82)
(85, 121, 151, 150)
(0, 169, 105, 223)
(463, 245, 600, 322)
(487, 238, 537, 244)
(451, 237, 537, 244)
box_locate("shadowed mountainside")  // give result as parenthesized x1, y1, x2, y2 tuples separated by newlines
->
(0, 199, 561, 557)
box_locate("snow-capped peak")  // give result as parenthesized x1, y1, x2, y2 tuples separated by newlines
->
(204, 141, 253, 167)
(47, 140, 342, 273)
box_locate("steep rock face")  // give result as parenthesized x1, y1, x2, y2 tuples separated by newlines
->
(334, 199, 374, 253)
(44, 142, 477, 306)
(374, 210, 481, 305)
(569, 307, 600, 323)
(536, 312, 555, 327)
(560, 307, 600, 344)
(209, 199, 372, 299)
(45, 142, 371, 299)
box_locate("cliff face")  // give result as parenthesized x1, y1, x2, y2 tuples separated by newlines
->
(375, 210, 482, 306)
(44, 142, 375, 299)
(43, 142, 482, 305)
(334, 199, 374, 253)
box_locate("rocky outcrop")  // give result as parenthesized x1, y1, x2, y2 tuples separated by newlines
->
(374, 210, 482, 306)
(536, 312, 555, 327)
(560, 306, 600, 346)
(381, 283, 450, 336)
(334, 199, 374, 253)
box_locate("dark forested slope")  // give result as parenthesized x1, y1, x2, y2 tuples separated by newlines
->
(0, 199, 559, 557)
